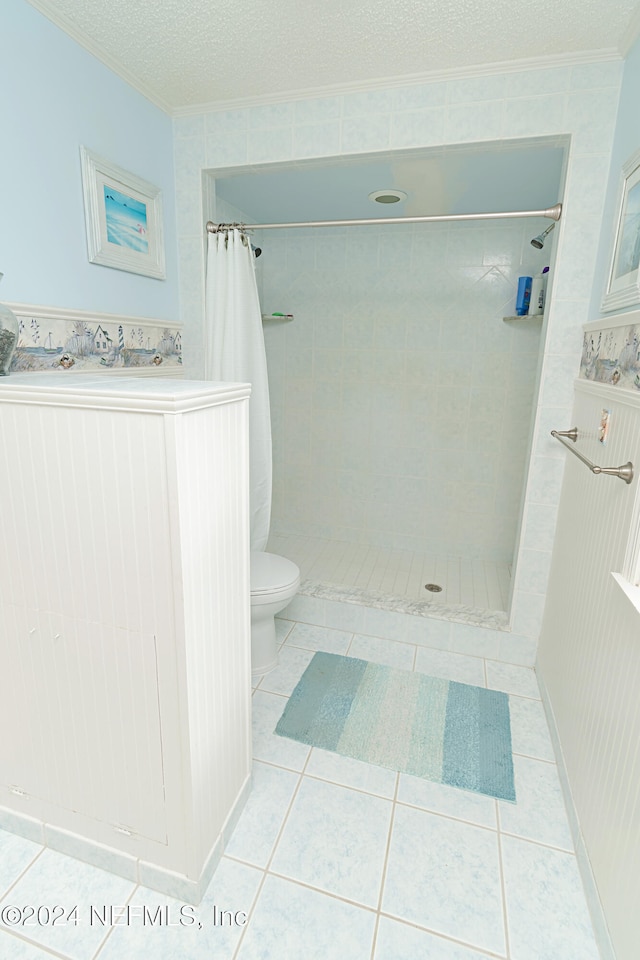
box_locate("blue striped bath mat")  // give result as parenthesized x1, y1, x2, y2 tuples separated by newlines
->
(275, 652, 515, 802)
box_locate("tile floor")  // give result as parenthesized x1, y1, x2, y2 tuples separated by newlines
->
(268, 533, 512, 611)
(0, 616, 600, 960)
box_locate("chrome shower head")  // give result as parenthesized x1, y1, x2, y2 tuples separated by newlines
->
(530, 222, 555, 249)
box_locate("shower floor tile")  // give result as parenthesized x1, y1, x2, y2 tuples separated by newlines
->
(268, 534, 511, 613)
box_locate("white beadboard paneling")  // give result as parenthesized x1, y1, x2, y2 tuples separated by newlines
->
(173, 399, 252, 876)
(0, 375, 252, 899)
(0, 402, 174, 633)
(0, 607, 166, 841)
(538, 380, 640, 960)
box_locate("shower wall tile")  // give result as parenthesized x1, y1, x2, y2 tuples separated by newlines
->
(391, 82, 447, 111)
(503, 94, 566, 137)
(259, 217, 546, 561)
(538, 353, 580, 407)
(483, 222, 525, 265)
(177, 235, 205, 377)
(565, 154, 612, 220)
(341, 114, 391, 153)
(505, 67, 571, 98)
(313, 348, 344, 380)
(517, 548, 553, 597)
(389, 107, 446, 147)
(444, 100, 504, 143)
(285, 347, 313, 378)
(249, 102, 295, 129)
(247, 126, 294, 163)
(570, 60, 623, 89)
(294, 97, 343, 123)
(205, 131, 248, 167)
(311, 311, 343, 349)
(509, 589, 547, 640)
(446, 74, 506, 103)
(533, 404, 573, 460)
(527, 455, 566, 505)
(204, 109, 248, 135)
(173, 114, 205, 139)
(316, 236, 350, 275)
(521, 502, 560, 554)
(565, 88, 620, 154)
(293, 121, 342, 159)
(342, 89, 394, 116)
(553, 211, 602, 276)
(446, 226, 488, 265)
(174, 137, 207, 236)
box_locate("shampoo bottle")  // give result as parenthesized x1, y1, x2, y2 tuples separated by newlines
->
(529, 266, 549, 316)
(515, 276, 532, 316)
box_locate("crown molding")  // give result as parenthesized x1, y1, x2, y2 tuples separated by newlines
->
(25, 0, 173, 115)
(172, 48, 622, 118)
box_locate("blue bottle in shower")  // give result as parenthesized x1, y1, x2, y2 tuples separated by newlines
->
(515, 276, 532, 316)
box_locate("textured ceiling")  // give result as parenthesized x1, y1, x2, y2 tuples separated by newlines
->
(27, 0, 640, 112)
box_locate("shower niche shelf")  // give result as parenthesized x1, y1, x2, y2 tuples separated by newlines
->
(262, 313, 294, 322)
(502, 314, 544, 323)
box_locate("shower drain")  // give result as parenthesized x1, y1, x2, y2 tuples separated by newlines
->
(424, 583, 443, 593)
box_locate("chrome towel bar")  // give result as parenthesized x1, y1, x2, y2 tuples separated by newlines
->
(551, 429, 634, 484)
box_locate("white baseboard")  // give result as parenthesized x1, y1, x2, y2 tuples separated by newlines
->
(0, 773, 252, 906)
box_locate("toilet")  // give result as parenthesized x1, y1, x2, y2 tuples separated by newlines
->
(250, 551, 300, 676)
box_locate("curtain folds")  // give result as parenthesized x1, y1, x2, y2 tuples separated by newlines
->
(205, 227, 271, 551)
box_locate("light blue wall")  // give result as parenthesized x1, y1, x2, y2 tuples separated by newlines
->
(1, 0, 178, 320)
(590, 33, 640, 317)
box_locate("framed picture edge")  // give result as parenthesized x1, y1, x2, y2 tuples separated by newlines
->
(79, 145, 166, 280)
(601, 145, 640, 313)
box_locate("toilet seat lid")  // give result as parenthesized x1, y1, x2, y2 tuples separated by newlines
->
(250, 551, 300, 595)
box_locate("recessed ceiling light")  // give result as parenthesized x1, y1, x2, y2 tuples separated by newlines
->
(368, 189, 408, 204)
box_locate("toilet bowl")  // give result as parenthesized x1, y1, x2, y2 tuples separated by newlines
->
(250, 551, 300, 676)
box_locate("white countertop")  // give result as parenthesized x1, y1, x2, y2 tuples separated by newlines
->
(0, 374, 251, 413)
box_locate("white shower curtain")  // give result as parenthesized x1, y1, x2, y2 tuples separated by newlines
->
(205, 227, 271, 551)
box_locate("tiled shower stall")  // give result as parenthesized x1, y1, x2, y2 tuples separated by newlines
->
(176, 60, 622, 662)
(256, 218, 549, 611)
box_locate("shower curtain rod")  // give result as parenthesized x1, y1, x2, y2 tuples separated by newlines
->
(206, 202, 561, 233)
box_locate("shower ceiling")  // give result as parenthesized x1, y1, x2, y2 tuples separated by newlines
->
(213, 140, 566, 224)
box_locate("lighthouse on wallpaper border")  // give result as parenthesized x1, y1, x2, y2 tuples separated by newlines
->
(9, 316, 182, 372)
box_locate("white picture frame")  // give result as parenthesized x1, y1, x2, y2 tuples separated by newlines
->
(602, 146, 640, 312)
(80, 146, 165, 280)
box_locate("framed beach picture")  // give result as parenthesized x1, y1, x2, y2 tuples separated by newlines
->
(80, 146, 165, 279)
(602, 147, 640, 312)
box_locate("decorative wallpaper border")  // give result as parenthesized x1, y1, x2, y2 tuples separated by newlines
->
(4, 303, 182, 374)
(581, 310, 640, 392)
